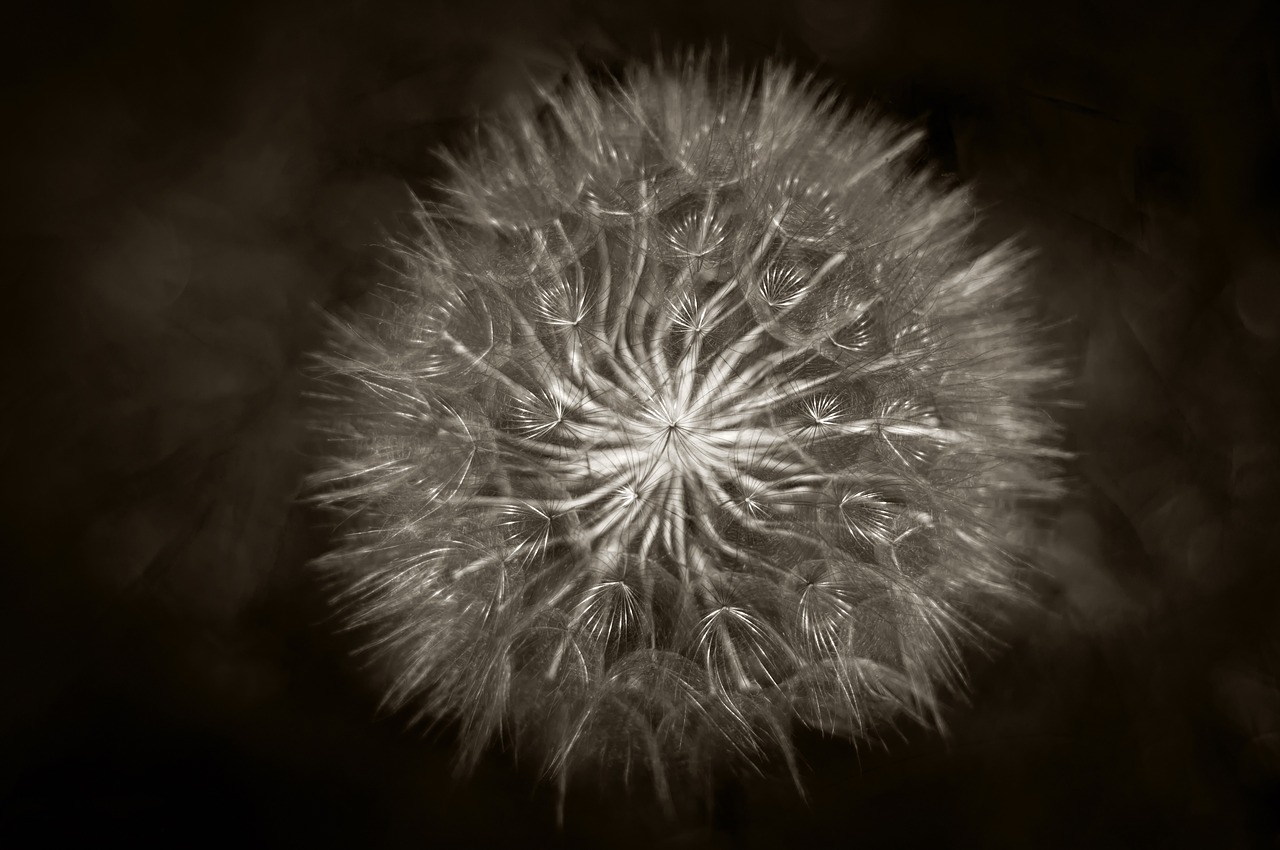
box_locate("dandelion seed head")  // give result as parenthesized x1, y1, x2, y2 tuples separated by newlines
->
(308, 52, 1064, 807)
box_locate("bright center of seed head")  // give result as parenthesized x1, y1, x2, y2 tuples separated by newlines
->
(635, 398, 714, 472)
(476, 206, 845, 572)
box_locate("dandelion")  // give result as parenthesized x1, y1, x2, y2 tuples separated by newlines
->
(307, 53, 1064, 810)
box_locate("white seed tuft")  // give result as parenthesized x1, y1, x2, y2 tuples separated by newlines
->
(307, 52, 1064, 809)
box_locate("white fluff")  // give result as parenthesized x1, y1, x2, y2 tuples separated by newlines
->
(307, 52, 1065, 811)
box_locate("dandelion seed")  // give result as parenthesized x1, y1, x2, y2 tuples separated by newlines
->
(307, 52, 1064, 808)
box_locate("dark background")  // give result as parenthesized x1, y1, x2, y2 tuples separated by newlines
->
(3, 0, 1279, 846)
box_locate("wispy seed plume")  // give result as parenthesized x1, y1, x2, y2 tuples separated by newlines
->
(307, 53, 1065, 809)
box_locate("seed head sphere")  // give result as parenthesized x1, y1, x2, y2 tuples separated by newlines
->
(309, 56, 1063, 804)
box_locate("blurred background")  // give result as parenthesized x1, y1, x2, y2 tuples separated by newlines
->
(2, 0, 1278, 846)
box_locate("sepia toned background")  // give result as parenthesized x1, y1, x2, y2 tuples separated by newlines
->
(3, 0, 1278, 845)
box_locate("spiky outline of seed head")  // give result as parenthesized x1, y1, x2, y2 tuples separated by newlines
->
(307, 52, 1064, 810)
